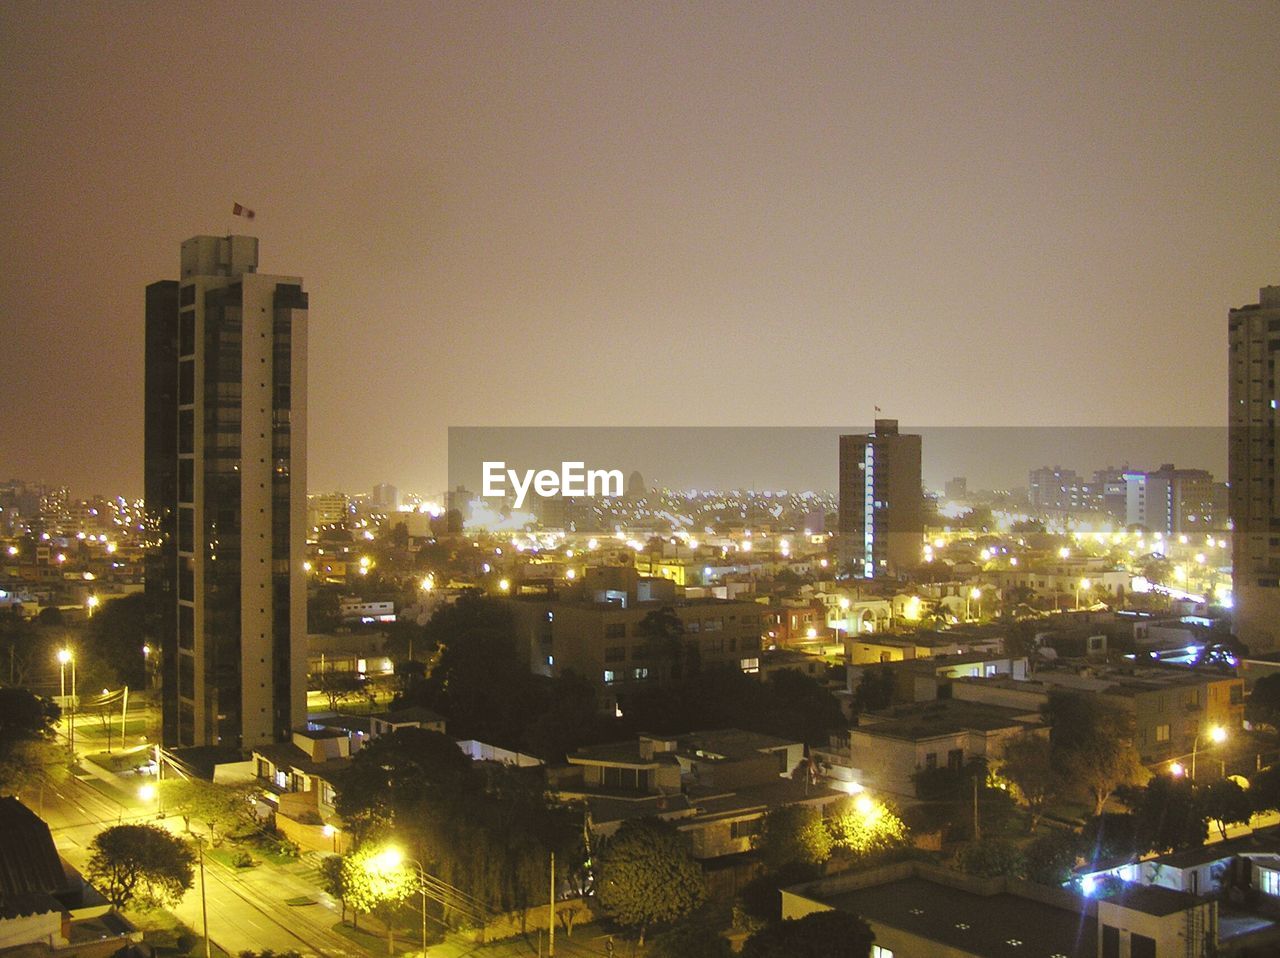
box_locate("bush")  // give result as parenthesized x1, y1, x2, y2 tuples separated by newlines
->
(232, 850, 254, 868)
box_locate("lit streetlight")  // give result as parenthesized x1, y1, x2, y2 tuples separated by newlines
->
(966, 587, 982, 621)
(365, 847, 425, 956)
(1191, 725, 1228, 781)
(57, 649, 76, 755)
(1075, 579, 1091, 611)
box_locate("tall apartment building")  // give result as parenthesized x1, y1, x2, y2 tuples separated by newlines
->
(1230, 285, 1280, 652)
(1123, 464, 1217, 536)
(145, 235, 307, 748)
(838, 420, 923, 578)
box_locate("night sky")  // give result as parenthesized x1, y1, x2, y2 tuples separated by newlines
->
(2, 2, 1277, 498)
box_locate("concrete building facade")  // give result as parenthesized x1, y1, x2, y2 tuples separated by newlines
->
(838, 419, 922, 578)
(146, 235, 307, 748)
(1230, 285, 1280, 653)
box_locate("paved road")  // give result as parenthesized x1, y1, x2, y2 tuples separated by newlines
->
(41, 771, 359, 957)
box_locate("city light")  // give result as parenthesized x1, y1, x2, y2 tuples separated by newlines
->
(1170, 762, 1185, 777)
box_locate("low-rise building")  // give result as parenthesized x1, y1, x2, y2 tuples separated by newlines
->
(781, 860, 1218, 958)
(554, 729, 842, 860)
(848, 652, 1030, 704)
(813, 699, 1043, 799)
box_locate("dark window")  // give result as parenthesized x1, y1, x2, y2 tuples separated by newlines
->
(731, 818, 763, 839)
(604, 623, 626, 639)
(1101, 925, 1119, 958)
(178, 652, 195, 698)
(947, 749, 964, 770)
(178, 557, 194, 601)
(604, 646, 626, 663)
(1130, 932, 1156, 958)
(1231, 685, 1244, 705)
(178, 409, 194, 454)
(180, 284, 195, 307)
(179, 310, 195, 354)
(178, 604, 194, 650)
(925, 753, 937, 770)
(178, 508, 194, 552)
(179, 360, 194, 405)
(178, 458, 194, 502)
(602, 766, 640, 790)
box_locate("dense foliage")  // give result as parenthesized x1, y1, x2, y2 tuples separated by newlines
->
(86, 824, 194, 910)
(597, 818, 707, 942)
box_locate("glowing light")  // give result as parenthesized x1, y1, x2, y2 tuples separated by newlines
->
(820, 558, 829, 568)
(741, 540, 753, 552)
(1082, 875, 1099, 896)
(138, 784, 155, 802)
(903, 596, 922, 621)
(839, 597, 851, 611)
(420, 575, 435, 592)
(55, 553, 66, 563)
(805, 627, 818, 639)
(1058, 547, 1070, 559)
(303, 561, 312, 572)
(359, 556, 371, 568)
(498, 578, 510, 592)
(854, 793, 875, 817)
(323, 824, 335, 837)
(1080, 579, 1091, 591)
(587, 538, 598, 550)
(1209, 726, 1227, 744)
(970, 587, 981, 600)
(1009, 557, 1018, 566)
(367, 847, 404, 874)
(1170, 761, 1185, 777)
(58, 649, 71, 665)
(979, 548, 992, 561)
(7, 546, 17, 556)
(566, 568, 576, 580)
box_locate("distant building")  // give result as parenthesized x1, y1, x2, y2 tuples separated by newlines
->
(1123, 465, 1216, 535)
(145, 235, 307, 748)
(944, 477, 967, 501)
(507, 566, 764, 707)
(307, 492, 350, 529)
(838, 420, 923, 578)
(1230, 285, 1280, 652)
(370, 483, 399, 511)
(1028, 465, 1088, 514)
(625, 470, 647, 500)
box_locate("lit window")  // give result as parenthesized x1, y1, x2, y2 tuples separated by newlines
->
(872, 947, 895, 958)
(603, 670, 617, 684)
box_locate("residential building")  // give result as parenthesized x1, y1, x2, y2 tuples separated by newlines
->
(838, 420, 923, 578)
(848, 652, 1029, 705)
(813, 699, 1043, 798)
(780, 862, 1218, 958)
(1123, 465, 1217, 535)
(952, 665, 1244, 767)
(554, 729, 842, 860)
(146, 235, 307, 748)
(1230, 284, 1280, 653)
(507, 567, 764, 707)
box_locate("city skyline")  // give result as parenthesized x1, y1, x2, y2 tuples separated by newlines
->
(2, 3, 1278, 497)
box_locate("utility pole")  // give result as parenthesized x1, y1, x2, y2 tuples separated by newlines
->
(197, 837, 211, 958)
(972, 772, 981, 841)
(547, 851, 555, 957)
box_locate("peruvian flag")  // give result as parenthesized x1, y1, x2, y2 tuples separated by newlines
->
(232, 202, 255, 219)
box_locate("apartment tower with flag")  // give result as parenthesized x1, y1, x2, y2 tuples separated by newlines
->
(1229, 284, 1280, 653)
(145, 235, 307, 748)
(838, 419, 923, 578)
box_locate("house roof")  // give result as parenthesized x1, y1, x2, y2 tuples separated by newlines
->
(818, 875, 1098, 957)
(371, 706, 445, 726)
(1102, 881, 1202, 917)
(253, 742, 346, 779)
(854, 701, 1039, 742)
(0, 798, 69, 900)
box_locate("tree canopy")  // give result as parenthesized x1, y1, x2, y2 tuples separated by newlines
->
(742, 910, 875, 958)
(86, 823, 195, 910)
(597, 818, 706, 943)
(0, 687, 64, 796)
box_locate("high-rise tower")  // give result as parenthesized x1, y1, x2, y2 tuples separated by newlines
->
(145, 235, 307, 748)
(838, 419, 923, 578)
(1229, 285, 1280, 652)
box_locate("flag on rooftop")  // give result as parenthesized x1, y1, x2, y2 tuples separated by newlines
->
(232, 202, 255, 219)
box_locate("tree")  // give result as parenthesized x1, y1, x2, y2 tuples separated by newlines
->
(1119, 777, 1207, 855)
(318, 853, 349, 923)
(310, 669, 366, 712)
(955, 837, 1026, 878)
(158, 778, 253, 845)
(1247, 674, 1280, 730)
(647, 924, 732, 958)
(637, 606, 694, 681)
(82, 592, 148, 688)
(86, 824, 195, 910)
(742, 910, 875, 958)
(826, 796, 908, 862)
(1045, 693, 1146, 815)
(597, 818, 706, 944)
(854, 667, 894, 713)
(0, 687, 65, 796)
(1025, 829, 1080, 886)
(995, 731, 1060, 831)
(340, 844, 415, 949)
(754, 805, 832, 871)
(334, 726, 475, 840)
(1203, 778, 1254, 841)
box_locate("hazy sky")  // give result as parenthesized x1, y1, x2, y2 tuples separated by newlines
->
(2, 1, 1277, 499)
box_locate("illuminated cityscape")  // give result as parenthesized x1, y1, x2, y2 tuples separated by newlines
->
(3, 4, 1280, 958)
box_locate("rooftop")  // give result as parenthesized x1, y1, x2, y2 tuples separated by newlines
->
(817, 875, 1097, 957)
(855, 700, 1040, 742)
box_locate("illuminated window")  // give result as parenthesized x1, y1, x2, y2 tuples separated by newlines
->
(872, 947, 894, 958)
(1155, 724, 1170, 743)
(603, 670, 617, 684)
(1260, 868, 1280, 897)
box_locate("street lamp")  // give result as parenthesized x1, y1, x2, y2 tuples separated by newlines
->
(57, 649, 76, 755)
(1076, 579, 1091, 611)
(366, 847, 426, 956)
(1191, 725, 1228, 781)
(967, 587, 981, 621)
(86, 594, 99, 616)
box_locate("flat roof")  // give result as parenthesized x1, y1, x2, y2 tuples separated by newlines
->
(855, 701, 1039, 741)
(820, 876, 1097, 957)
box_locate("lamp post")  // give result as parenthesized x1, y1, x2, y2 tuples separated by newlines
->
(1075, 578, 1091, 611)
(367, 848, 426, 957)
(966, 587, 981, 621)
(1190, 725, 1228, 781)
(57, 649, 76, 755)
